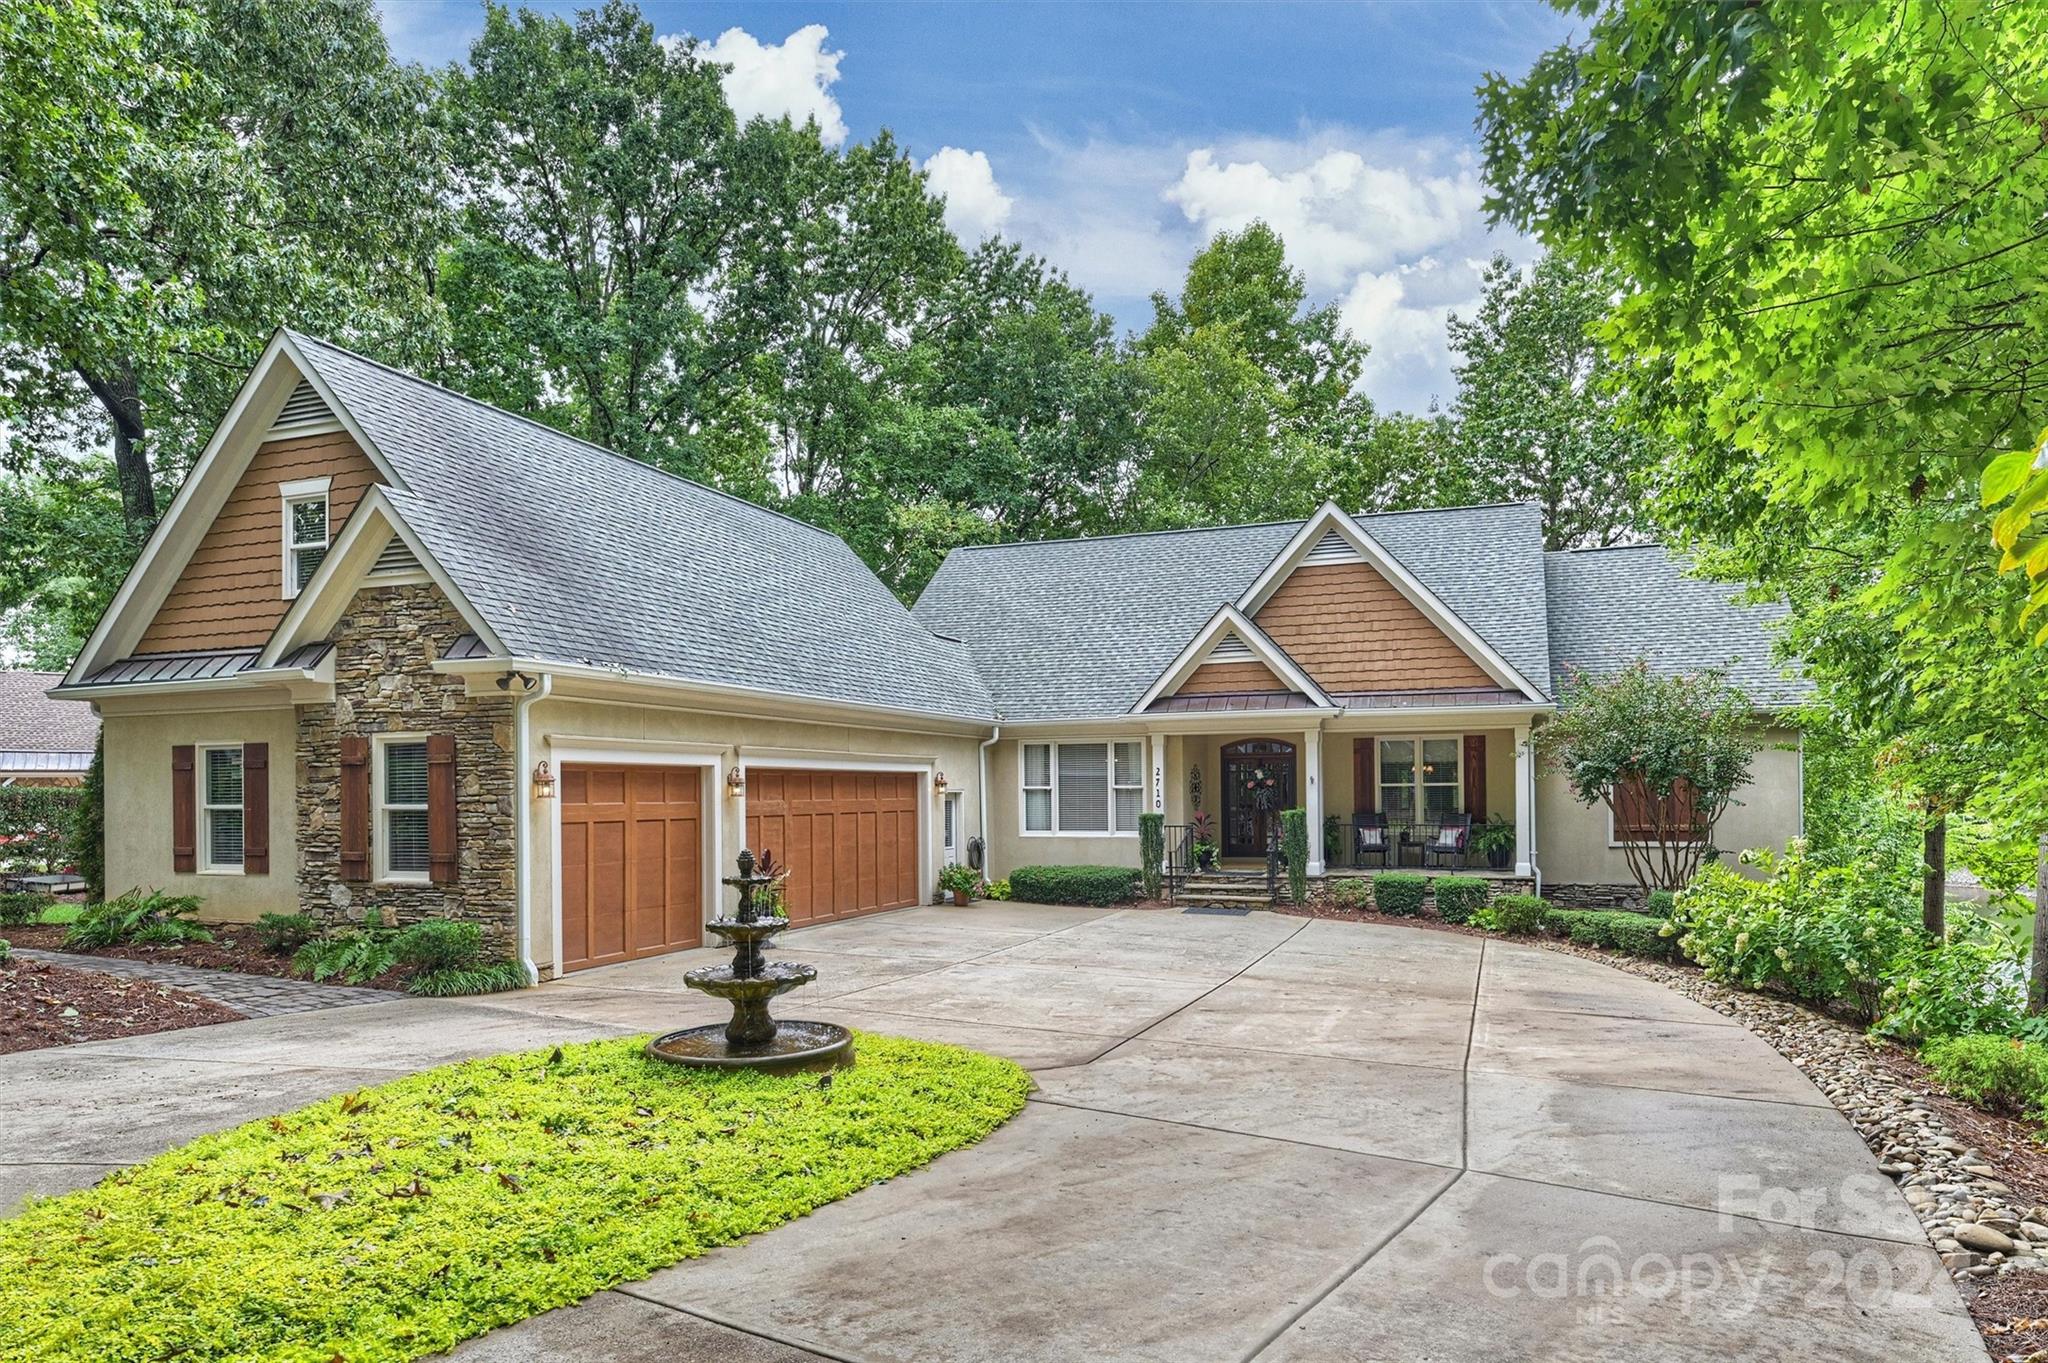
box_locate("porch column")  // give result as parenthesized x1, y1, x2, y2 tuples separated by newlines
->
(1148, 731, 1167, 815)
(1304, 726, 1325, 875)
(1513, 725, 1533, 877)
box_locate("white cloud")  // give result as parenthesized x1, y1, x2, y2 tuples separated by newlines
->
(699, 24, 847, 147)
(923, 147, 1014, 244)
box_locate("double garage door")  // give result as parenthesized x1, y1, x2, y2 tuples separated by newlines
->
(558, 764, 921, 972)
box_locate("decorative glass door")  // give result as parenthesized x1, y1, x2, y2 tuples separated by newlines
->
(1221, 739, 1297, 858)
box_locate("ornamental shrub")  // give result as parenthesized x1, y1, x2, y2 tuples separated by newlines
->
(1371, 873, 1427, 916)
(1279, 808, 1309, 906)
(1431, 876, 1489, 925)
(1329, 877, 1372, 910)
(1646, 889, 1676, 917)
(1138, 812, 1165, 900)
(72, 733, 105, 900)
(1007, 865, 1142, 907)
(1545, 908, 1672, 958)
(1494, 893, 1549, 935)
(983, 878, 1013, 901)
(0, 891, 52, 926)
(1875, 926, 2026, 1044)
(0, 785, 83, 872)
(393, 918, 485, 973)
(1922, 1035, 2048, 1117)
(254, 912, 317, 955)
(936, 863, 981, 897)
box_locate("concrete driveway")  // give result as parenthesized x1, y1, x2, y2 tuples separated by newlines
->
(0, 905, 1985, 1362)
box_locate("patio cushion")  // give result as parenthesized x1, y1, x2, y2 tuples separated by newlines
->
(1358, 827, 1383, 848)
(1431, 827, 1464, 849)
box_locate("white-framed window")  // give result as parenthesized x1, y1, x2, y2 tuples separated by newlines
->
(943, 792, 963, 864)
(1376, 737, 1463, 824)
(375, 735, 431, 882)
(200, 744, 244, 873)
(1021, 740, 1145, 835)
(281, 476, 332, 598)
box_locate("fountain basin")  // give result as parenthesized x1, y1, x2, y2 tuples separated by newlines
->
(646, 1019, 852, 1071)
(683, 960, 817, 999)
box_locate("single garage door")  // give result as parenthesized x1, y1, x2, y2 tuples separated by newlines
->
(745, 768, 920, 925)
(559, 764, 703, 972)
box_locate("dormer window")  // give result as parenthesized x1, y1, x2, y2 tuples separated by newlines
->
(280, 476, 331, 598)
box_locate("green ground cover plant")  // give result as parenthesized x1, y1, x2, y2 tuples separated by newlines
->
(0, 1032, 1029, 1363)
(1922, 1035, 2048, 1118)
(37, 904, 81, 926)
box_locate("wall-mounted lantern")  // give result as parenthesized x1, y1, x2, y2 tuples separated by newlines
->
(933, 770, 949, 792)
(532, 761, 557, 800)
(726, 765, 746, 798)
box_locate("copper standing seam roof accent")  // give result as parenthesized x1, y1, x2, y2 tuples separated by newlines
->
(440, 633, 495, 661)
(1334, 687, 1534, 710)
(1145, 691, 1315, 714)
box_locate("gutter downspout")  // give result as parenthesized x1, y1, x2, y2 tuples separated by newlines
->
(1525, 728, 1542, 898)
(514, 671, 552, 985)
(978, 724, 1001, 878)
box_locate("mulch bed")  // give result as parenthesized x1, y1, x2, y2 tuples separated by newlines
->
(1970, 1273, 2048, 1359)
(2, 923, 407, 990)
(0, 956, 244, 1054)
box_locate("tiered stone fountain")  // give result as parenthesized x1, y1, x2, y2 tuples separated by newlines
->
(646, 848, 853, 1071)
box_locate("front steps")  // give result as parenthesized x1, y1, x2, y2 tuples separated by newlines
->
(1174, 872, 1273, 909)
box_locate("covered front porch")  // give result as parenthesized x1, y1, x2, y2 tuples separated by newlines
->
(1149, 707, 1539, 880)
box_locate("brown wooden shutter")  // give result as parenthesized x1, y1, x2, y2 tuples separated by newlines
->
(427, 734, 458, 884)
(171, 745, 196, 873)
(339, 736, 370, 880)
(1463, 734, 1486, 819)
(1352, 738, 1374, 814)
(1613, 774, 1651, 840)
(242, 742, 269, 875)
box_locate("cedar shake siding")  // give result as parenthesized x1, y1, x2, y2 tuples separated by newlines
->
(1254, 561, 1495, 693)
(137, 431, 382, 652)
(1174, 660, 1291, 695)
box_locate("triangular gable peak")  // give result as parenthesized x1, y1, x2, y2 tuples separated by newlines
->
(65, 331, 405, 684)
(1236, 502, 1545, 700)
(1131, 605, 1333, 713)
(258, 487, 504, 668)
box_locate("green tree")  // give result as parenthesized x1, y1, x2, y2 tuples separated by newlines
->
(0, 0, 449, 529)
(0, 461, 132, 669)
(1130, 223, 1375, 528)
(1535, 661, 1761, 893)
(1444, 253, 1659, 548)
(438, 1, 744, 478)
(1478, 0, 2048, 826)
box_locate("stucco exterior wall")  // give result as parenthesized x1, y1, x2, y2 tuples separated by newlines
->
(527, 696, 984, 977)
(1535, 727, 1803, 891)
(100, 703, 301, 922)
(983, 737, 1142, 877)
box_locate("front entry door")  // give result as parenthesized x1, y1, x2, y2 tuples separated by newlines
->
(1221, 739, 1297, 858)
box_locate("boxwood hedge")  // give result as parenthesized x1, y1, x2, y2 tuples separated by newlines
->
(1430, 876, 1489, 925)
(1007, 865, 1143, 906)
(1545, 907, 1674, 958)
(1370, 873, 1428, 917)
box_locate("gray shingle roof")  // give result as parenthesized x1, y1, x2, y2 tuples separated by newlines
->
(1544, 546, 1808, 709)
(914, 502, 1561, 722)
(291, 334, 994, 723)
(0, 671, 99, 752)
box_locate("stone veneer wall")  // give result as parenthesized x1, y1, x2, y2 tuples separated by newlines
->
(1542, 882, 1649, 910)
(297, 582, 516, 939)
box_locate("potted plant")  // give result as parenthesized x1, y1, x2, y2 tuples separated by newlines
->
(1472, 816, 1515, 871)
(1191, 811, 1217, 870)
(937, 862, 980, 906)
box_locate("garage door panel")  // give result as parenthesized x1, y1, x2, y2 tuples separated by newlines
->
(560, 764, 703, 972)
(745, 767, 920, 926)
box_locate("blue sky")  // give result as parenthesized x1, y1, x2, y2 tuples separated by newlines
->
(376, 1, 1582, 413)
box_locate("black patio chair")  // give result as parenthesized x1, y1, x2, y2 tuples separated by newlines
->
(1421, 813, 1471, 869)
(1352, 812, 1390, 869)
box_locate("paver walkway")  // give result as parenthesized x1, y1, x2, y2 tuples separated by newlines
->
(14, 947, 389, 1016)
(0, 906, 1987, 1362)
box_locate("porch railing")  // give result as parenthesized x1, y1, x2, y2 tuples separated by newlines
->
(1344, 817, 1503, 872)
(1162, 823, 1194, 901)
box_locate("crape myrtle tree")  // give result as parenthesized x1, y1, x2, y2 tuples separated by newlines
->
(1535, 662, 1761, 894)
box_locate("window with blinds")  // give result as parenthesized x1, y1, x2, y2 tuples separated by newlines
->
(1021, 740, 1146, 834)
(202, 746, 244, 871)
(380, 739, 431, 877)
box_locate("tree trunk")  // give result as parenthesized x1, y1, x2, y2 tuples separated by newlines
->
(1922, 815, 1947, 938)
(75, 360, 156, 527)
(2031, 833, 2048, 1016)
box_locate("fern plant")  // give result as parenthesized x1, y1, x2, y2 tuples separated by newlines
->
(65, 890, 210, 949)
(292, 910, 400, 984)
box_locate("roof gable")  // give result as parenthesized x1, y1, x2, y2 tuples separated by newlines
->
(1132, 606, 1332, 713)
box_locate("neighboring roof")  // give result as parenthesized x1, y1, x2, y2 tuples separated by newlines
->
(0, 750, 91, 774)
(914, 502, 1558, 723)
(0, 671, 99, 752)
(286, 334, 995, 724)
(1544, 546, 1809, 709)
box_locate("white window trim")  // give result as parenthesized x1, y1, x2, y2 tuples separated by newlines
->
(942, 792, 962, 864)
(373, 732, 432, 885)
(197, 743, 245, 876)
(1373, 735, 1464, 823)
(1019, 739, 1145, 838)
(281, 475, 333, 601)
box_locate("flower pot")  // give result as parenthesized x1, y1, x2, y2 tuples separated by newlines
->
(1485, 844, 1510, 871)
(951, 889, 970, 906)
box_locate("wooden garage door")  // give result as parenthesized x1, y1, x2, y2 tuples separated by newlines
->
(745, 768, 920, 925)
(560, 764, 703, 972)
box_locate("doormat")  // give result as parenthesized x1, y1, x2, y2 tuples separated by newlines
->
(1181, 905, 1251, 916)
